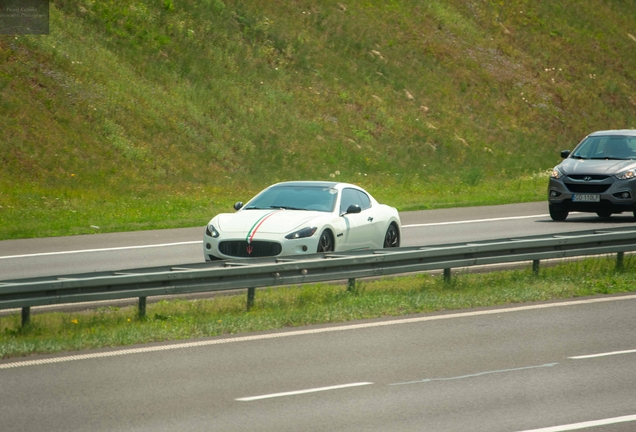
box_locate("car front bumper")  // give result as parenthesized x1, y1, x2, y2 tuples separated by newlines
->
(203, 232, 321, 260)
(548, 176, 636, 213)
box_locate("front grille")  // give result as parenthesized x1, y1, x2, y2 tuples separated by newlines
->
(564, 183, 610, 193)
(568, 175, 610, 181)
(219, 240, 282, 258)
(563, 174, 614, 194)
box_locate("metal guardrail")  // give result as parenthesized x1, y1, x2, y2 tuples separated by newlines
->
(1, 227, 635, 326)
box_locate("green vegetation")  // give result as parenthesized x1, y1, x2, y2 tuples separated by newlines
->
(2, 1, 635, 239)
(2, 2, 636, 359)
(1, 256, 633, 359)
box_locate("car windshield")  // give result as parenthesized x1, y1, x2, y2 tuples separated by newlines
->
(243, 185, 338, 212)
(571, 135, 636, 160)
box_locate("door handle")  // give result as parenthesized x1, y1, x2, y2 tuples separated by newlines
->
(367, 217, 374, 222)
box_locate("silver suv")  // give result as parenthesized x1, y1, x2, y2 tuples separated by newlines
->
(548, 129, 636, 221)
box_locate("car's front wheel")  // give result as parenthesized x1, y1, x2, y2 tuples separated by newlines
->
(316, 230, 334, 253)
(549, 205, 568, 221)
(383, 223, 400, 248)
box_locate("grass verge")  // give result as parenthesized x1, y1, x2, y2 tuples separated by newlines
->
(1, 255, 633, 359)
(0, 173, 547, 240)
(4, 1, 635, 241)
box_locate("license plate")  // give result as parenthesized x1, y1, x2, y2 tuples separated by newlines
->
(572, 194, 600, 202)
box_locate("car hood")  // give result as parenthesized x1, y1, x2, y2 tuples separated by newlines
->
(559, 158, 636, 175)
(215, 209, 325, 234)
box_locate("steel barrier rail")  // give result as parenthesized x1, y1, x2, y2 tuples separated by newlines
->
(2, 227, 636, 326)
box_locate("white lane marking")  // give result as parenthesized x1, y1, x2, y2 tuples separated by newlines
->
(515, 414, 636, 431)
(390, 363, 558, 386)
(568, 348, 636, 360)
(3, 210, 597, 260)
(236, 382, 373, 401)
(401, 214, 550, 228)
(0, 214, 550, 259)
(0, 241, 203, 260)
(0, 212, 579, 260)
(2, 294, 635, 370)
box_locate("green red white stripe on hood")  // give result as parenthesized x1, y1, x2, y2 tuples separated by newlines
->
(246, 210, 284, 244)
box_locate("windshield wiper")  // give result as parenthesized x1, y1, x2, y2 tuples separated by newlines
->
(270, 205, 305, 210)
(589, 157, 629, 160)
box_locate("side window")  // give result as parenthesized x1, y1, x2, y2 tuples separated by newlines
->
(355, 190, 371, 210)
(340, 188, 358, 214)
(340, 188, 371, 213)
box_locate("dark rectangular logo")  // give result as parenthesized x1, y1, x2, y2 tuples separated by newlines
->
(0, 0, 49, 35)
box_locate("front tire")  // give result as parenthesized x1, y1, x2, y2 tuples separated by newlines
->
(383, 223, 400, 248)
(317, 230, 334, 253)
(549, 205, 568, 221)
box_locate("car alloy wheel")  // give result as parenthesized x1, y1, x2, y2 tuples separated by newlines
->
(317, 230, 334, 253)
(383, 223, 400, 248)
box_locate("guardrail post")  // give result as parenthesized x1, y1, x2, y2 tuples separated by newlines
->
(21, 307, 30, 327)
(532, 259, 540, 275)
(138, 297, 147, 318)
(617, 252, 624, 271)
(347, 278, 356, 292)
(443, 268, 451, 283)
(247, 287, 256, 311)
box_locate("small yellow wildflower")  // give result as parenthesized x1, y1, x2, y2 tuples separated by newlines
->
(71, 319, 78, 324)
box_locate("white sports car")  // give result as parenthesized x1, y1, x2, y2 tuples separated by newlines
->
(203, 181, 401, 260)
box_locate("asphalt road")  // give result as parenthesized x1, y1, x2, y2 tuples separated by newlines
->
(2, 201, 636, 431)
(1, 295, 635, 431)
(2, 201, 636, 280)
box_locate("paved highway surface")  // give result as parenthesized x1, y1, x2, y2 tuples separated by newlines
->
(1, 202, 636, 431)
(2, 201, 636, 280)
(2, 295, 635, 431)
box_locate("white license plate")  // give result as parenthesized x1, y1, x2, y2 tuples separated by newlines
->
(572, 194, 600, 202)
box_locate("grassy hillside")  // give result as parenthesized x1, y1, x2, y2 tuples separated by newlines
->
(1, 0, 635, 239)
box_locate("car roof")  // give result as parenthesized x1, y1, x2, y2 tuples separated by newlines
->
(588, 129, 636, 137)
(269, 181, 356, 189)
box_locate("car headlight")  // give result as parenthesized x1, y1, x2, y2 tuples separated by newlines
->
(205, 223, 220, 238)
(285, 227, 317, 240)
(615, 169, 636, 180)
(550, 167, 564, 179)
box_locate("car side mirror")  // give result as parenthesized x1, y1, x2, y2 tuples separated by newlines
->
(560, 150, 571, 159)
(345, 204, 361, 215)
(233, 202, 243, 211)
